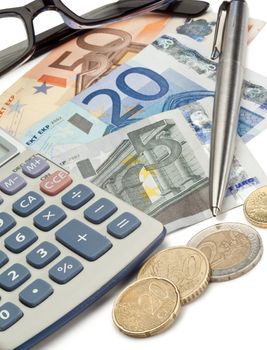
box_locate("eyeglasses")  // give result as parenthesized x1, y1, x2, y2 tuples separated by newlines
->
(0, 0, 209, 77)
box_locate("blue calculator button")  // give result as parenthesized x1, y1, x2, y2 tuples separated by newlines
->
(22, 156, 50, 178)
(0, 174, 26, 195)
(0, 251, 9, 268)
(84, 198, 118, 224)
(5, 227, 38, 253)
(19, 279, 54, 308)
(0, 264, 31, 291)
(0, 213, 16, 237)
(56, 219, 112, 261)
(62, 184, 95, 210)
(13, 191, 45, 217)
(0, 303, 23, 331)
(26, 242, 60, 269)
(49, 256, 83, 284)
(34, 205, 66, 231)
(107, 212, 141, 239)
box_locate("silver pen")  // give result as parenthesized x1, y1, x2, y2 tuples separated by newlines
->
(209, 0, 249, 217)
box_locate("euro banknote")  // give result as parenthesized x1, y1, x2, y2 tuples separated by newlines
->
(20, 32, 267, 159)
(53, 109, 267, 233)
(0, 13, 264, 139)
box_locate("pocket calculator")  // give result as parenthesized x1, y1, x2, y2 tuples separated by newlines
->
(0, 129, 166, 350)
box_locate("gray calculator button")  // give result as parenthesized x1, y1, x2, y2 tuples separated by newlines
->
(62, 184, 94, 210)
(56, 219, 112, 261)
(84, 198, 118, 224)
(0, 264, 31, 291)
(26, 242, 60, 269)
(5, 227, 38, 253)
(107, 212, 141, 239)
(0, 251, 8, 268)
(0, 174, 26, 195)
(19, 279, 53, 307)
(34, 205, 66, 231)
(13, 191, 45, 217)
(22, 156, 50, 178)
(49, 257, 83, 284)
(0, 213, 16, 237)
(0, 303, 23, 331)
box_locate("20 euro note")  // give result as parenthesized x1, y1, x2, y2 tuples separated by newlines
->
(0, 13, 264, 140)
(53, 109, 267, 233)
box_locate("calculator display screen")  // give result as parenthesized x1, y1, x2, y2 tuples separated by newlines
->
(0, 144, 8, 159)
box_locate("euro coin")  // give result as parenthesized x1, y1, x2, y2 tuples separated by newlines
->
(188, 222, 263, 282)
(137, 247, 210, 304)
(244, 186, 267, 228)
(113, 277, 181, 337)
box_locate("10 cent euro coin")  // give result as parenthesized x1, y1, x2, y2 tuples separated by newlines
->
(113, 277, 181, 337)
(188, 222, 263, 282)
(137, 247, 210, 304)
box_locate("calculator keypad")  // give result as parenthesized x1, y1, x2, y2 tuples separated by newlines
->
(5, 227, 38, 254)
(0, 251, 8, 268)
(22, 156, 50, 178)
(0, 303, 23, 331)
(34, 205, 66, 231)
(0, 174, 27, 195)
(12, 191, 45, 217)
(62, 184, 95, 210)
(49, 257, 83, 285)
(0, 264, 31, 291)
(19, 279, 54, 308)
(56, 219, 112, 261)
(0, 213, 16, 237)
(84, 198, 118, 224)
(26, 242, 60, 269)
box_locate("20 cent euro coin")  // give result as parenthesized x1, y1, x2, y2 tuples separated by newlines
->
(244, 186, 267, 228)
(113, 277, 181, 337)
(137, 247, 210, 304)
(188, 222, 263, 282)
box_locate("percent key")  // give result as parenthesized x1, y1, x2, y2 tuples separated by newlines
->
(49, 257, 83, 284)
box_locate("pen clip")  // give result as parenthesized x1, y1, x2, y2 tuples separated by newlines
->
(211, 1, 230, 60)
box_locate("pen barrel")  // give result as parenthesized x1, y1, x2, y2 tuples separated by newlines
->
(209, 0, 248, 210)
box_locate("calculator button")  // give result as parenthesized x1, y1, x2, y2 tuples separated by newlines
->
(0, 213, 16, 237)
(0, 174, 26, 195)
(107, 212, 141, 239)
(0, 264, 31, 291)
(0, 196, 3, 205)
(5, 227, 38, 254)
(40, 171, 72, 196)
(0, 303, 23, 331)
(84, 198, 118, 224)
(56, 219, 112, 261)
(62, 184, 95, 210)
(19, 279, 53, 308)
(49, 257, 83, 284)
(22, 156, 50, 178)
(0, 251, 8, 268)
(12, 191, 45, 217)
(34, 205, 66, 231)
(26, 242, 60, 269)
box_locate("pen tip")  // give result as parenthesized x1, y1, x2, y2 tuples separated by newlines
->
(211, 207, 220, 217)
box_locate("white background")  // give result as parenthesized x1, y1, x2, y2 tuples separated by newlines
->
(1, 1, 267, 349)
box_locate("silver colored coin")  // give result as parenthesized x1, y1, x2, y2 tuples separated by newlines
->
(188, 222, 263, 282)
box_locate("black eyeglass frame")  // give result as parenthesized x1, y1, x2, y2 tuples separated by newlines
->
(0, 0, 176, 76)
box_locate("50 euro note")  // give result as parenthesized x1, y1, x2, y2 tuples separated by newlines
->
(53, 109, 267, 233)
(0, 13, 264, 139)
(21, 32, 267, 159)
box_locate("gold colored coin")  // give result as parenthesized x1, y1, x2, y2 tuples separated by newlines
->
(244, 186, 267, 228)
(137, 247, 210, 304)
(113, 277, 181, 337)
(188, 222, 263, 282)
